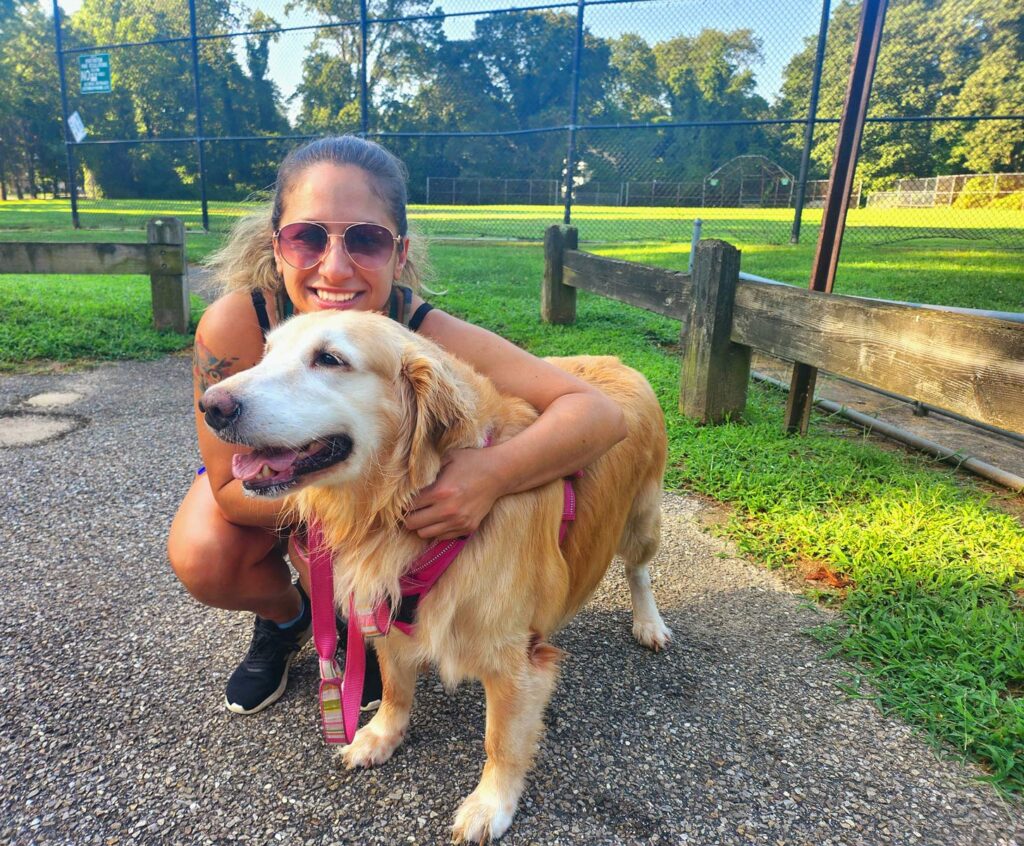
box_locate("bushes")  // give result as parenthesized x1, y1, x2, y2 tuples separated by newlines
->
(952, 175, 1024, 209)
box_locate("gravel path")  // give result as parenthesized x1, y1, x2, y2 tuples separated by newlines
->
(1, 356, 1021, 846)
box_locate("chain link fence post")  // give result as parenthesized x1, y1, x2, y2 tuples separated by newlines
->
(52, 0, 80, 228)
(562, 0, 585, 226)
(360, 0, 369, 136)
(791, 0, 831, 245)
(187, 0, 209, 231)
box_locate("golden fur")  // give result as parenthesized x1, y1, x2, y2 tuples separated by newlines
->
(204, 310, 671, 842)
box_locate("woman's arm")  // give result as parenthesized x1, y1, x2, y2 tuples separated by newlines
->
(405, 310, 627, 539)
(191, 292, 291, 530)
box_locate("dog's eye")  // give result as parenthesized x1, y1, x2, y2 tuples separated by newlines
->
(312, 350, 349, 369)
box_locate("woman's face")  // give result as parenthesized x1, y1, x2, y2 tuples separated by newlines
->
(273, 162, 409, 315)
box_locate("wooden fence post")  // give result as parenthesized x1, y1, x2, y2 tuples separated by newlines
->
(679, 239, 750, 424)
(146, 217, 189, 333)
(541, 224, 578, 324)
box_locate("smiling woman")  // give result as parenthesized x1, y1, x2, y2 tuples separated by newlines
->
(164, 135, 628, 740)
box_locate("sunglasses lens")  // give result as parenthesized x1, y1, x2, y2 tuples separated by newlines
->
(344, 223, 396, 269)
(278, 222, 328, 269)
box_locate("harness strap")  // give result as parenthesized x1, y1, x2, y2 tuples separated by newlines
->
(307, 475, 580, 745)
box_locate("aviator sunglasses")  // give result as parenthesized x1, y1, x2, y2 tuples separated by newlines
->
(274, 221, 402, 271)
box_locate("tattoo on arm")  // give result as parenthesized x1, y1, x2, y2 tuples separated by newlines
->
(193, 334, 241, 393)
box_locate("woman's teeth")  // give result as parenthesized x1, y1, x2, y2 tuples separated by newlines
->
(316, 290, 358, 303)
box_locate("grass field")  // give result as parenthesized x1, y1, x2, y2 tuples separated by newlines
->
(2, 201, 1023, 795)
(2, 198, 1021, 312)
(3, 196, 1023, 244)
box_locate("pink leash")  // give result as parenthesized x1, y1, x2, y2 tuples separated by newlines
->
(306, 476, 579, 744)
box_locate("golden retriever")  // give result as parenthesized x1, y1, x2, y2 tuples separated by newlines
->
(200, 310, 671, 842)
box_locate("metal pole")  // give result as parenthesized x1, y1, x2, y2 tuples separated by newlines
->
(562, 0, 585, 225)
(688, 218, 702, 273)
(359, 0, 369, 136)
(790, 0, 831, 244)
(187, 0, 209, 231)
(785, 0, 889, 435)
(52, 0, 80, 228)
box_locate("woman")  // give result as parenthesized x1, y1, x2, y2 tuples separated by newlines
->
(167, 136, 626, 716)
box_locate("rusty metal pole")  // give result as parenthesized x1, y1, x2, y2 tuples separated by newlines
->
(784, 0, 889, 435)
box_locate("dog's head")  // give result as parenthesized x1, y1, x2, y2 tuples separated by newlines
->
(199, 309, 478, 501)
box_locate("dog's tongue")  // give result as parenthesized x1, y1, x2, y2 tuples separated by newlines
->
(232, 448, 300, 482)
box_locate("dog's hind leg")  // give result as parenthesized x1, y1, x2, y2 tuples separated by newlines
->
(618, 479, 672, 651)
(341, 641, 417, 770)
(451, 642, 562, 843)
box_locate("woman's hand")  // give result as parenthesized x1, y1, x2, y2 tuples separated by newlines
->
(404, 448, 506, 540)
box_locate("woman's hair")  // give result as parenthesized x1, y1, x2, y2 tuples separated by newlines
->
(207, 135, 425, 294)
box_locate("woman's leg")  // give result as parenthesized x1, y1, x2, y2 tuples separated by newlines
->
(167, 472, 300, 623)
(167, 472, 310, 714)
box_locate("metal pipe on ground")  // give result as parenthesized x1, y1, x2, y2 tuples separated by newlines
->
(752, 371, 1024, 493)
(821, 373, 1024, 445)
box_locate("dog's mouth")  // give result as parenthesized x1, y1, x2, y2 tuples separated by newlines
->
(231, 434, 354, 496)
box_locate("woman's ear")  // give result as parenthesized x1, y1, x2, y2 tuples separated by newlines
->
(272, 234, 285, 277)
(394, 236, 410, 281)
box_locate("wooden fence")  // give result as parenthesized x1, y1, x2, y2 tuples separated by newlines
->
(542, 225, 1024, 436)
(0, 218, 190, 333)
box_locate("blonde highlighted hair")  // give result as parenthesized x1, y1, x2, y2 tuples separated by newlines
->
(206, 135, 427, 296)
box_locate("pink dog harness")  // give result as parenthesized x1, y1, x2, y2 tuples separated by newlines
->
(305, 477, 579, 745)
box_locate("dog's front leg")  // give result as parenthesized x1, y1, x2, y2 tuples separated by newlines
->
(341, 639, 415, 769)
(451, 643, 561, 843)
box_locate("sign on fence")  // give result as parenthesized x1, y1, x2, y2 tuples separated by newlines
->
(78, 53, 111, 94)
(67, 111, 87, 143)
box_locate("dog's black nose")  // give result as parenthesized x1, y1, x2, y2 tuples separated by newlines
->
(198, 387, 242, 431)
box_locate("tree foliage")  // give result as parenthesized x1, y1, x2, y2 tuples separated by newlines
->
(774, 0, 1023, 188)
(0, 1, 65, 197)
(1, 0, 1020, 202)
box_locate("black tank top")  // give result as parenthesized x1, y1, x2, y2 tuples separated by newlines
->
(250, 286, 432, 339)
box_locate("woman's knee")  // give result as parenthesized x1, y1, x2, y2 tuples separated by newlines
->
(167, 481, 278, 606)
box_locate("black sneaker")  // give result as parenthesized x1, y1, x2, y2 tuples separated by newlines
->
(224, 583, 312, 715)
(336, 612, 383, 712)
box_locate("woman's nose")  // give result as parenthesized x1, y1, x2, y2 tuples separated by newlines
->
(319, 234, 354, 279)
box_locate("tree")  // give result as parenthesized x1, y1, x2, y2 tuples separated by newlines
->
(774, 0, 1022, 187)
(606, 33, 666, 123)
(291, 0, 445, 133)
(0, 1, 65, 198)
(68, 0, 291, 199)
(934, 0, 1023, 171)
(651, 28, 772, 181)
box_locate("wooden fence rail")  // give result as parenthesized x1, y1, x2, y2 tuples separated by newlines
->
(0, 218, 190, 333)
(542, 224, 1024, 435)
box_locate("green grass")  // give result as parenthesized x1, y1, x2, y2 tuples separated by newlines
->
(1, 205, 1022, 794)
(3, 198, 1020, 312)
(430, 244, 1024, 795)
(0, 273, 204, 369)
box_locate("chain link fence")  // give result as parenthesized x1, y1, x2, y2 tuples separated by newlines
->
(8, 0, 1023, 261)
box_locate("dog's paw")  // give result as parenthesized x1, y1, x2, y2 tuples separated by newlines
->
(451, 787, 516, 843)
(633, 618, 672, 652)
(340, 724, 404, 770)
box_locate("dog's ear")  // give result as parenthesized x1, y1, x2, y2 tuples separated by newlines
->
(401, 345, 476, 491)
